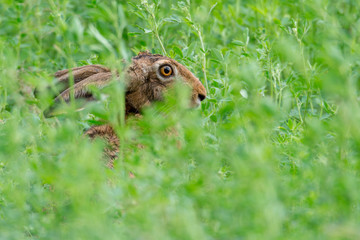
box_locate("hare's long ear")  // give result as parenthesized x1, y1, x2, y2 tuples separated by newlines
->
(54, 71, 113, 103)
(45, 65, 114, 117)
(54, 65, 110, 94)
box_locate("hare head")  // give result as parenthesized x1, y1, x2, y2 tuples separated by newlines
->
(52, 52, 206, 115)
(125, 52, 207, 113)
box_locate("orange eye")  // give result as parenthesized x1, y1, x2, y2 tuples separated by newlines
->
(160, 65, 173, 77)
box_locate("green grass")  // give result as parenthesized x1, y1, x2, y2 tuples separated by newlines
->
(1, 0, 360, 239)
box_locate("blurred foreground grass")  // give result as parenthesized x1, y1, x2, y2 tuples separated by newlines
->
(1, 0, 360, 239)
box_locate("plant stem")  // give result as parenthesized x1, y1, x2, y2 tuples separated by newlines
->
(197, 29, 209, 94)
(151, 13, 167, 56)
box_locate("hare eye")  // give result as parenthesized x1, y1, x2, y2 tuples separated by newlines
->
(159, 65, 173, 77)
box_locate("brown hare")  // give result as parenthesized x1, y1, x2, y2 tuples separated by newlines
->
(51, 51, 207, 167)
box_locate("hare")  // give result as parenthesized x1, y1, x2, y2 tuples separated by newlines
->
(51, 51, 207, 167)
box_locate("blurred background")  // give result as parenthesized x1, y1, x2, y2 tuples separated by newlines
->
(0, 0, 360, 239)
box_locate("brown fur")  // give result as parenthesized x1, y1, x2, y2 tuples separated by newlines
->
(84, 124, 119, 168)
(52, 52, 206, 167)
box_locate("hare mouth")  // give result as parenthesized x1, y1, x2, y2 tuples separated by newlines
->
(192, 97, 202, 108)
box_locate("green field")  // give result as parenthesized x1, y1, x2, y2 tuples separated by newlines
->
(1, 0, 360, 239)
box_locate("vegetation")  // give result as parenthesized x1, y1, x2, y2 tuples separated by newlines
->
(1, 0, 360, 239)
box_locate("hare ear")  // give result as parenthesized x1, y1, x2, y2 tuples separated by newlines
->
(54, 71, 113, 103)
(54, 65, 110, 94)
(44, 65, 114, 117)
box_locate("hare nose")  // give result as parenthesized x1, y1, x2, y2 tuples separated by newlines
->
(198, 93, 206, 101)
